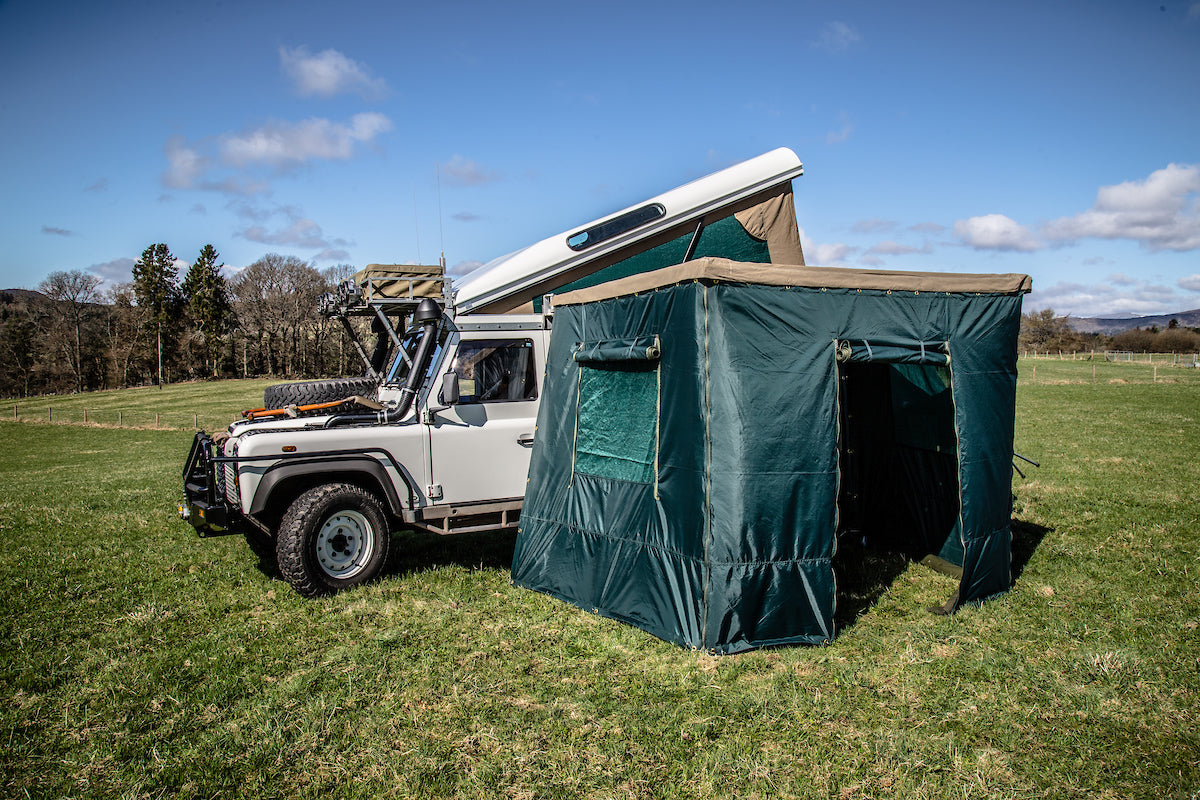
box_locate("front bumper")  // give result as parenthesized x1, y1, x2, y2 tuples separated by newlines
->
(181, 431, 244, 536)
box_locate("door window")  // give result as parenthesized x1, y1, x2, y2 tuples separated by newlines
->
(450, 339, 538, 404)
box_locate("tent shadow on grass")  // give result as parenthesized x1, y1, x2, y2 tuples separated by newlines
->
(383, 527, 518, 579)
(1010, 517, 1051, 583)
(832, 515, 1051, 635)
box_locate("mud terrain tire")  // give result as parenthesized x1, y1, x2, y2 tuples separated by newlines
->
(263, 377, 378, 409)
(276, 483, 391, 597)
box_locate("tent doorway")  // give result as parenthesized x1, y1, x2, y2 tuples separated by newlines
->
(836, 359, 963, 569)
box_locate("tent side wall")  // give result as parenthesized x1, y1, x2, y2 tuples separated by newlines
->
(512, 284, 712, 648)
(946, 294, 1025, 605)
(702, 284, 841, 650)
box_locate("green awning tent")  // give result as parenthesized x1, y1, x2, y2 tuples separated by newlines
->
(511, 258, 1032, 653)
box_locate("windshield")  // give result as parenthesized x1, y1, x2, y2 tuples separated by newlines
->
(385, 322, 445, 387)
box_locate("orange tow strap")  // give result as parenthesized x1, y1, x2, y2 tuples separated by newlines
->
(242, 398, 354, 421)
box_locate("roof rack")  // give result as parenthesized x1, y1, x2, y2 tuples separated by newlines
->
(319, 263, 451, 318)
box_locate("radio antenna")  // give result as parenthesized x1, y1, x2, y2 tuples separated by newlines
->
(412, 188, 421, 265)
(436, 163, 446, 268)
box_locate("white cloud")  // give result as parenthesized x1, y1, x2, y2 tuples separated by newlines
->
(812, 21, 861, 53)
(826, 112, 854, 144)
(1180, 274, 1200, 292)
(42, 225, 72, 237)
(442, 155, 501, 187)
(449, 259, 483, 277)
(163, 136, 208, 189)
(953, 214, 1041, 252)
(1029, 277, 1186, 317)
(1042, 163, 1200, 252)
(313, 248, 351, 262)
(851, 218, 895, 234)
(221, 113, 393, 169)
(90, 257, 136, 294)
(1108, 272, 1137, 286)
(280, 46, 389, 99)
(866, 240, 930, 256)
(239, 217, 351, 252)
(909, 222, 946, 234)
(814, 243, 857, 264)
(799, 224, 856, 265)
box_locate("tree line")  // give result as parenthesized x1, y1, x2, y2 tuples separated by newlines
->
(0, 244, 367, 398)
(1019, 308, 1200, 354)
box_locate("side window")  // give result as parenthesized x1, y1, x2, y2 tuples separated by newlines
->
(572, 336, 662, 484)
(451, 339, 538, 404)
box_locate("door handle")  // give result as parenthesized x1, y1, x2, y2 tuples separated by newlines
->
(517, 433, 535, 446)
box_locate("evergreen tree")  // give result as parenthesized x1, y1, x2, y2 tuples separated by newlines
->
(181, 244, 234, 377)
(132, 243, 180, 386)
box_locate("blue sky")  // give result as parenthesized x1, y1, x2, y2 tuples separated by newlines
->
(2, 0, 1198, 317)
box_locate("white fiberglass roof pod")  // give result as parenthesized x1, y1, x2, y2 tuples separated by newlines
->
(453, 148, 805, 315)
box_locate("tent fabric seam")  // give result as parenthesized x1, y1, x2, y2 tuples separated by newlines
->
(518, 513, 836, 567)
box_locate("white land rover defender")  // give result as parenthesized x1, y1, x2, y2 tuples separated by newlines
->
(180, 148, 806, 596)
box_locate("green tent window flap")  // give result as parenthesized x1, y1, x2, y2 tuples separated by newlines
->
(573, 336, 661, 484)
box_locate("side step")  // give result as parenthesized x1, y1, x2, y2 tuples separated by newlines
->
(402, 499, 522, 535)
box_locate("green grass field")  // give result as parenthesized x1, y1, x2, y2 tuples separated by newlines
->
(1, 362, 1197, 799)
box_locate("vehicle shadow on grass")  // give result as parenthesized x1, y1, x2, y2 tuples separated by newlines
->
(383, 526, 517, 580)
(243, 527, 517, 584)
(832, 516, 1051, 635)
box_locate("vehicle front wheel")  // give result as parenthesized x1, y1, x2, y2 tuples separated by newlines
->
(276, 483, 391, 597)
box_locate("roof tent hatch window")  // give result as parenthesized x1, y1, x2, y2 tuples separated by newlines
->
(539, 215, 772, 312)
(573, 336, 661, 484)
(567, 204, 665, 251)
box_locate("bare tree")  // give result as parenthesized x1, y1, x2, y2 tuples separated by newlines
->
(37, 270, 103, 393)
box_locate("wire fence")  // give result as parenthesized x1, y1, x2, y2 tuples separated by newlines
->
(8, 405, 218, 430)
(1022, 349, 1200, 366)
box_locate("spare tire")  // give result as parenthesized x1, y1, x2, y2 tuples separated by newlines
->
(264, 377, 379, 409)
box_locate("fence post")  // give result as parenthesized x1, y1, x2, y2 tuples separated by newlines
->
(155, 412, 159, 427)
(1154, 365, 1158, 383)
(194, 413, 198, 428)
(48, 406, 51, 422)
(1092, 363, 1096, 383)
(119, 411, 122, 426)
(83, 409, 87, 423)
(1032, 365, 1036, 383)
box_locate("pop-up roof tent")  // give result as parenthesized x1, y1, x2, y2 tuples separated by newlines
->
(511, 258, 1032, 653)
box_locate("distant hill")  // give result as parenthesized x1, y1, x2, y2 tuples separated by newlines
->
(1068, 308, 1200, 334)
(1, 288, 47, 303)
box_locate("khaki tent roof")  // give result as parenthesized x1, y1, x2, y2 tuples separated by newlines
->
(554, 257, 1033, 306)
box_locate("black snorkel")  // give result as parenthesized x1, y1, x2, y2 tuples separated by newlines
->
(325, 298, 443, 428)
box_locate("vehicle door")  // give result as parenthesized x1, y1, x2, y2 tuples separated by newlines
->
(425, 332, 543, 504)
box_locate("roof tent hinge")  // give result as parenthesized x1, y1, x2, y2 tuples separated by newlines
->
(682, 218, 706, 264)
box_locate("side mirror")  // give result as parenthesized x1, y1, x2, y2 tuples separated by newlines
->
(440, 371, 460, 405)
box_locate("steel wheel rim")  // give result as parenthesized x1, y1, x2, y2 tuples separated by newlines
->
(315, 510, 375, 578)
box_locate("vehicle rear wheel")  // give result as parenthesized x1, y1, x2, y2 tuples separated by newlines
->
(263, 377, 378, 409)
(276, 483, 391, 597)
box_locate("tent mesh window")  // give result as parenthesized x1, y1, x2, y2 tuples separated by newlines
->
(574, 361, 659, 483)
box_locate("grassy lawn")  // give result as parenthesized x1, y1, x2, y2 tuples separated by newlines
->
(1, 361, 1197, 798)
